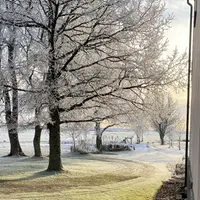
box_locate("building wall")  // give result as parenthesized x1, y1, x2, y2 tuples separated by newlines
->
(189, 1, 200, 199)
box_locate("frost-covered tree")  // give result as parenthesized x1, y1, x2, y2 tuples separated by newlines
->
(20, 63, 48, 157)
(165, 125, 176, 148)
(127, 111, 149, 144)
(134, 118, 148, 144)
(0, 0, 187, 170)
(0, 1, 26, 156)
(175, 119, 185, 150)
(92, 103, 130, 152)
(64, 122, 91, 151)
(151, 94, 180, 145)
(165, 121, 185, 149)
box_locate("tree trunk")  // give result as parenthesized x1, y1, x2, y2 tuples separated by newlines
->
(33, 107, 42, 157)
(8, 128, 24, 156)
(47, 108, 63, 171)
(46, 69, 63, 171)
(3, 15, 24, 156)
(46, 6, 63, 171)
(160, 135, 164, 145)
(2, 23, 25, 156)
(4, 89, 24, 156)
(2, 72, 25, 156)
(136, 134, 141, 144)
(141, 134, 143, 142)
(178, 136, 181, 150)
(168, 139, 171, 148)
(171, 140, 173, 148)
(33, 125, 42, 157)
(96, 135, 102, 152)
(95, 122, 102, 152)
(159, 127, 165, 145)
(72, 134, 76, 150)
(168, 139, 173, 148)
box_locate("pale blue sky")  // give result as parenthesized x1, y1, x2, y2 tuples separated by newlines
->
(164, 0, 190, 53)
(164, 0, 191, 110)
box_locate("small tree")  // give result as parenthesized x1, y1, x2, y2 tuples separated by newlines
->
(176, 119, 185, 150)
(127, 111, 149, 144)
(151, 94, 180, 145)
(65, 123, 89, 151)
(166, 125, 176, 148)
(134, 116, 149, 144)
(134, 124, 146, 144)
(177, 130, 183, 150)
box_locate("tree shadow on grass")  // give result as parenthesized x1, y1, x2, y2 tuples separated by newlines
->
(65, 153, 137, 164)
(0, 155, 48, 164)
(63, 151, 118, 158)
(17, 156, 48, 162)
(0, 170, 68, 183)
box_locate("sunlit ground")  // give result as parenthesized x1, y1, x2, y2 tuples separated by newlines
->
(0, 154, 169, 200)
(0, 128, 185, 199)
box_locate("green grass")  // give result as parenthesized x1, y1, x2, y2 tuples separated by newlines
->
(0, 155, 168, 200)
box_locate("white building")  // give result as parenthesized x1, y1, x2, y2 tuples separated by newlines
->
(188, 0, 200, 199)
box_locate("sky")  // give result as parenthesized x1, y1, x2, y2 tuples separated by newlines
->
(163, 0, 191, 114)
(164, 0, 190, 53)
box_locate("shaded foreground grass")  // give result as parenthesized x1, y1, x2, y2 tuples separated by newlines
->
(0, 155, 169, 200)
(154, 179, 184, 200)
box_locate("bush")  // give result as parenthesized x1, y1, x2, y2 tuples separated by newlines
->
(102, 143, 135, 152)
(175, 164, 185, 176)
(70, 140, 98, 154)
(167, 159, 185, 177)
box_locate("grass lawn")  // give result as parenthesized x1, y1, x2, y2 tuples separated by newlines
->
(0, 154, 169, 200)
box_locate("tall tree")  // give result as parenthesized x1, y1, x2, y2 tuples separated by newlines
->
(0, 1, 25, 156)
